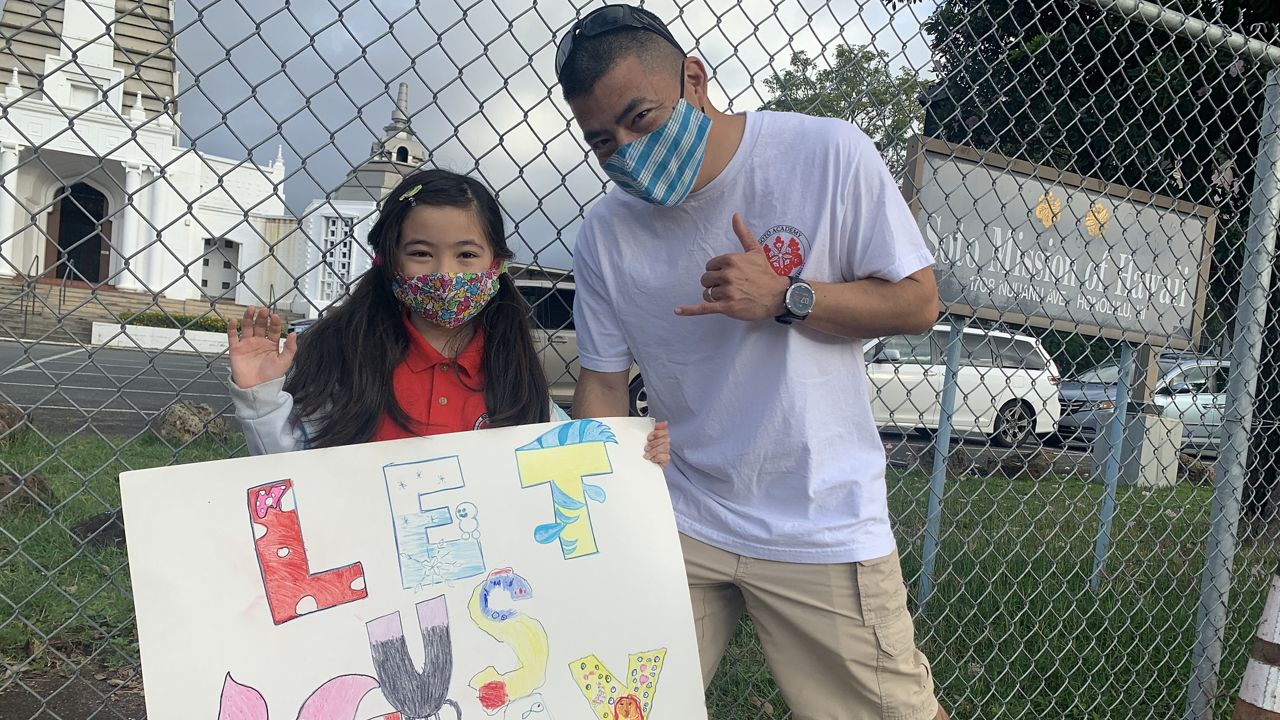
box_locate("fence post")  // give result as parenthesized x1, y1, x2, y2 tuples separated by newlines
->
(1185, 65, 1280, 720)
(917, 320, 963, 613)
(1071, 3, 1280, 712)
(1090, 340, 1133, 592)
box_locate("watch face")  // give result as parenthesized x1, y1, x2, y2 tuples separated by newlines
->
(788, 282, 816, 315)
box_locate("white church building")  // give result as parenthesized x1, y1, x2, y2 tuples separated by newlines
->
(290, 82, 426, 318)
(0, 0, 290, 307)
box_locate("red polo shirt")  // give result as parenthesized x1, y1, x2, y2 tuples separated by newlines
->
(372, 316, 488, 441)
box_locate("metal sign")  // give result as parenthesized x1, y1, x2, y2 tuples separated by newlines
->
(904, 137, 1217, 349)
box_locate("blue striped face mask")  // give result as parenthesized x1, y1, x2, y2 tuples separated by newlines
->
(602, 77, 711, 207)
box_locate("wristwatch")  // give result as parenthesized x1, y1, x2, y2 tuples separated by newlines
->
(775, 275, 815, 325)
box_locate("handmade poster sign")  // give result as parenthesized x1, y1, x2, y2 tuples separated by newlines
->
(120, 417, 706, 720)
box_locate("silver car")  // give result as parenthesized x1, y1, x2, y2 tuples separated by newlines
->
(514, 272, 652, 417)
(1155, 359, 1230, 455)
(1057, 353, 1229, 456)
(516, 278, 579, 409)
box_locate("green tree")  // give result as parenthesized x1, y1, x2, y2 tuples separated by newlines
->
(759, 44, 929, 177)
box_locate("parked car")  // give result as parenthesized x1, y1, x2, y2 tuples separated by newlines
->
(515, 276, 645, 415)
(1057, 352, 1230, 456)
(287, 318, 318, 336)
(516, 278, 579, 409)
(863, 325, 1062, 447)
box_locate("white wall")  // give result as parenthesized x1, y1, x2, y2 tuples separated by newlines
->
(295, 199, 378, 318)
(245, 217, 307, 312)
(160, 151, 288, 303)
(0, 85, 290, 305)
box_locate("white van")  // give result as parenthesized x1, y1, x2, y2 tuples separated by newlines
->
(863, 325, 1062, 446)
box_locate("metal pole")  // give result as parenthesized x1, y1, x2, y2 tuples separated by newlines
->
(917, 320, 963, 613)
(1074, 4, 1280, 718)
(1091, 341, 1133, 591)
(1081, 0, 1280, 66)
(1185, 66, 1280, 720)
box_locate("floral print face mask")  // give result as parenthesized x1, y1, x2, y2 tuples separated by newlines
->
(392, 261, 506, 328)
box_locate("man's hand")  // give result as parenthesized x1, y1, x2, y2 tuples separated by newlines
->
(675, 213, 790, 321)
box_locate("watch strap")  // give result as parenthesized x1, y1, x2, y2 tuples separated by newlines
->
(776, 275, 807, 324)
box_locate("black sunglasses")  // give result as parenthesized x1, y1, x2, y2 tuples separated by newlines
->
(555, 4, 684, 79)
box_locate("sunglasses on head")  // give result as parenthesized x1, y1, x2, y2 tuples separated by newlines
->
(555, 4, 684, 79)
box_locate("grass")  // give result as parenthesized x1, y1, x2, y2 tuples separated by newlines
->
(0, 431, 1274, 718)
(707, 472, 1277, 719)
(0, 429, 241, 670)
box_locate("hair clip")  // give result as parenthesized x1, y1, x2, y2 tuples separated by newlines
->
(399, 184, 422, 203)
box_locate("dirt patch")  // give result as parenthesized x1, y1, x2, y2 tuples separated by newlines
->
(0, 666, 145, 720)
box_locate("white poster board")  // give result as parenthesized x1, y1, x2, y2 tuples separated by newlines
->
(121, 417, 706, 720)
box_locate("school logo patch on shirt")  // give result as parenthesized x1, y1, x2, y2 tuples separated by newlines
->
(758, 224, 810, 276)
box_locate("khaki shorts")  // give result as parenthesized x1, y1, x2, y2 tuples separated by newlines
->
(681, 534, 938, 720)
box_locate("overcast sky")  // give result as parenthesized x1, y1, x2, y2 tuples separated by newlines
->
(170, 0, 938, 269)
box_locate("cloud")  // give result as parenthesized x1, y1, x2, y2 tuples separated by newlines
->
(171, 0, 937, 269)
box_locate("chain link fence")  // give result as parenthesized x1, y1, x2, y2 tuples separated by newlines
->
(1, 0, 1279, 717)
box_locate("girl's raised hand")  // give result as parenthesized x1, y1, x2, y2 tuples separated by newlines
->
(644, 420, 671, 469)
(228, 306, 298, 389)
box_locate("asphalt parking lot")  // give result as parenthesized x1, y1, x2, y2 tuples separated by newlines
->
(0, 339, 1096, 476)
(0, 340, 234, 436)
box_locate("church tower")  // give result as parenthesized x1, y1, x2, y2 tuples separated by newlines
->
(334, 82, 426, 203)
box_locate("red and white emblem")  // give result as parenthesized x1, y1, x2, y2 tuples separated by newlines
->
(759, 224, 810, 277)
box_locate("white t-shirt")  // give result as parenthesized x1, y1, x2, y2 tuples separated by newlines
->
(573, 111, 935, 563)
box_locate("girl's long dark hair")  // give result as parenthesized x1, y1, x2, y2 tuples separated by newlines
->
(285, 169, 550, 448)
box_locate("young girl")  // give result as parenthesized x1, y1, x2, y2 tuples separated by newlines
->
(227, 168, 668, 464)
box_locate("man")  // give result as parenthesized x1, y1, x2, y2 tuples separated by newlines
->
(556, 5, 947, 719)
